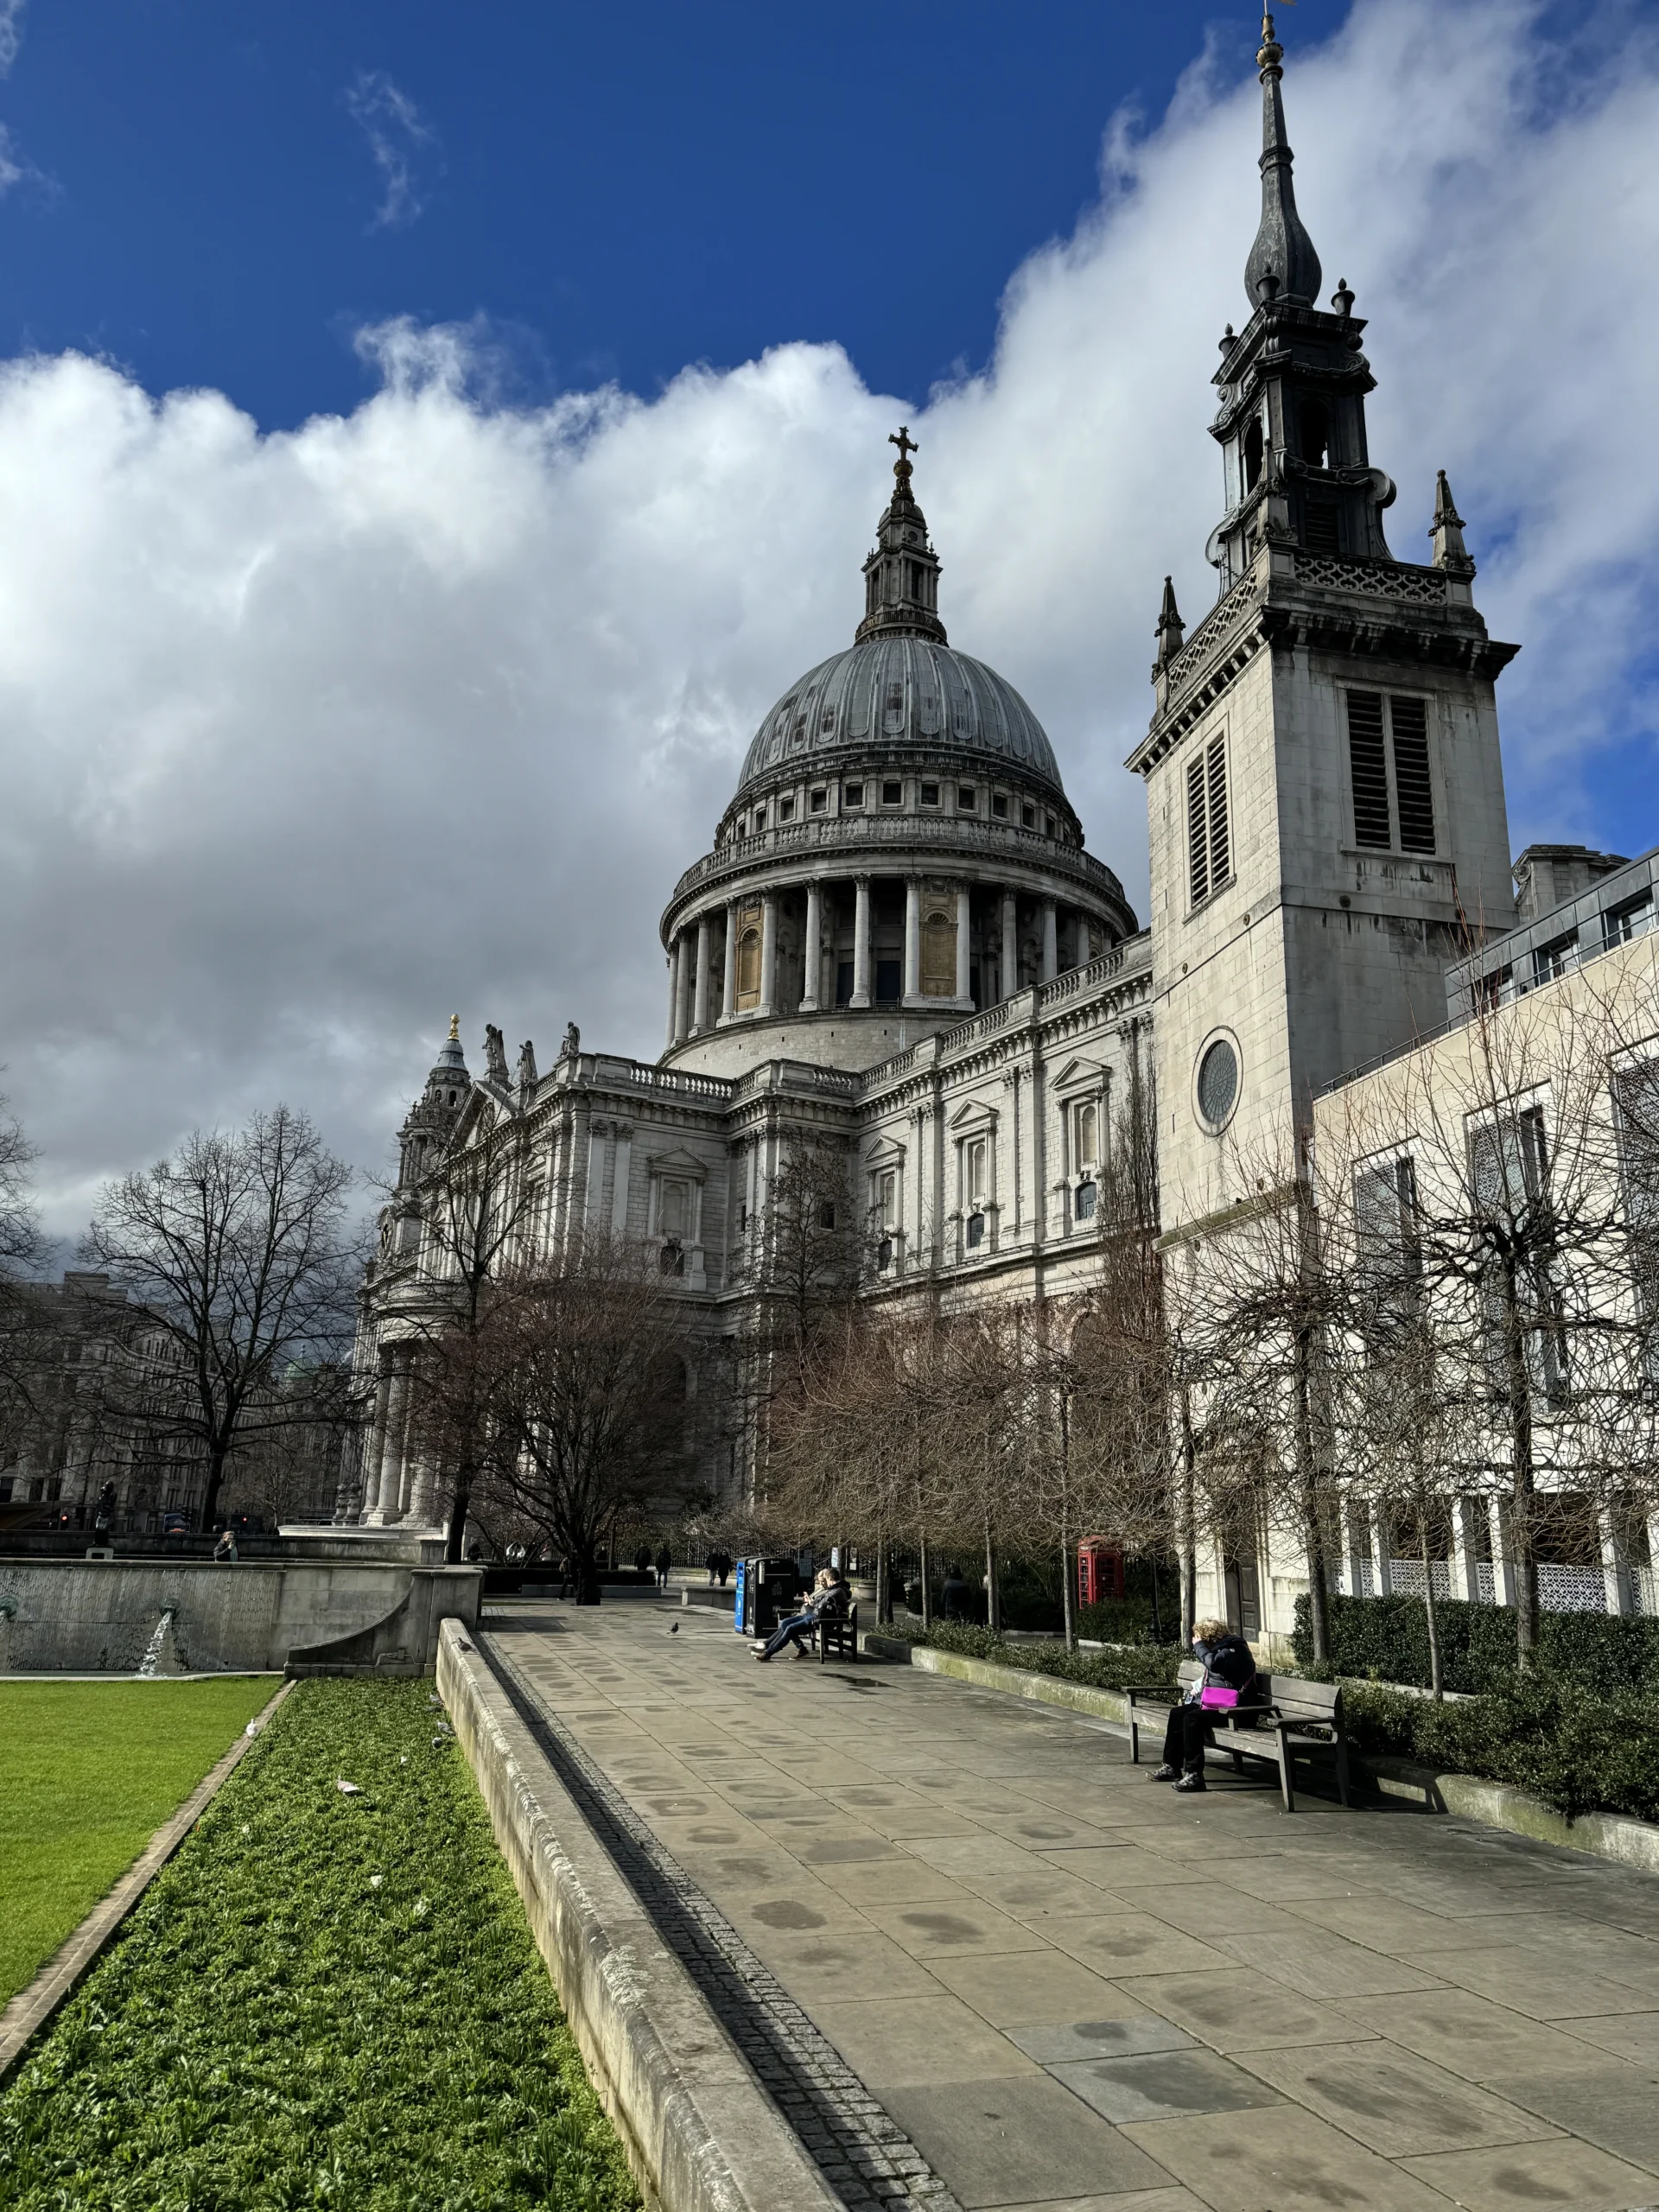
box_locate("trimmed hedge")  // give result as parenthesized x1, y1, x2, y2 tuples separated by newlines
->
(1291, 1591, 1659, 1697)
(880, 1619, 1179, 1694)
(1343, 1675, 1659, 1825)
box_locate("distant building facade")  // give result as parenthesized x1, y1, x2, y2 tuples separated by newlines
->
(346, 18, 1657, 1649)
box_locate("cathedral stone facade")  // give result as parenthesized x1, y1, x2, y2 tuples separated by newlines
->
(348, 19, 1648, 1646)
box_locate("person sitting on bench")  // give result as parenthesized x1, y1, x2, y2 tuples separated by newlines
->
(1152, 1618, 1259, 1792)
(753, 1568, 846, 1661)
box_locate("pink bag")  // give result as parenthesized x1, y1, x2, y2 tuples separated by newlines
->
(1199, 1685, 1240, 1709)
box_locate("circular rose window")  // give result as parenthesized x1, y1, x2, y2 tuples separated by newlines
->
(1197, 1038, 1239, 1129)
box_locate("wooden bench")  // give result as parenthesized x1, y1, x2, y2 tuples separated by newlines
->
(1127, 1660, 1349, 1813)
(811, 1600, 859, 1663)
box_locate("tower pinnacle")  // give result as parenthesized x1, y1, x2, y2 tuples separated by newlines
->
(856, 429, 947, 645)
(1244, 13, 1323, 310)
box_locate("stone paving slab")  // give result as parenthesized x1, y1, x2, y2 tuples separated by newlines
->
(486, 1603, 1659, 2212)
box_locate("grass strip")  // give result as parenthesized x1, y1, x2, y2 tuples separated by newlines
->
(0, 1677, 278, 2005)
(0, 1677, 642, 2212)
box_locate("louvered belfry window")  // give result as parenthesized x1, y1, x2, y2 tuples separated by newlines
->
(1186, 734, 1230, 907)
(1347, 690, 1437, 855)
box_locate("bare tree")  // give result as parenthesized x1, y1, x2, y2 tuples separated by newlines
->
(392, 1107, 542, 1560)
(81, 1107, 361, 1532)
(469, 1230, 690, 1602)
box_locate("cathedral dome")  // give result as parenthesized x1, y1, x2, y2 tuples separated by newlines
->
(735, 633, 1064, 799)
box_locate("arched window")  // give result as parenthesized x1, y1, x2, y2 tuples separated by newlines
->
(921, 904, 956, 997)
(735, 912, 763, 1009)
(1301, 400, 1330, 467)
(1243, 416, 1265, 493)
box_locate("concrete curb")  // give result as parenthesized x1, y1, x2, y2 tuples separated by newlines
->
(1358, 1753, 1659, 1874)
(436, 1619, 842, 2212)
(861, 1631, 1133, 1725)
(0, 1676, 296, 2082)
(863, 1633, 1659, 1879)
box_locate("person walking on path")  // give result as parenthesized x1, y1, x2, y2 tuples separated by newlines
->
(1152, 1618, 1260, 1792)
(753, 1568, 846, 1662)
(655, 1543, 672, 1592)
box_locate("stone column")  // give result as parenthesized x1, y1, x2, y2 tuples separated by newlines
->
(691, 915, 712, 1034)
(851, 875, 873, 1007)
(760, 892, 779, 1016)
(377, 1354, 409, 1526)
(611, 1126, 632, 1237)
(674, 936, 693, 1044)
(903, 876, 922, 1002)
(1001, 889, 1019, 1001)
(1451, 1496, 1483, 1603)
(1600, 1507, 1635, 1618)
(721, 901, 738, 1021)
(801, 880, 823, 1012)
(956, 883, 972, 1003)
(664, 937, 680, 1051)
(1040, 899, 1058, 985)
(360, 1360, 391, 1521)
(1488, 1497, 1517, 1608)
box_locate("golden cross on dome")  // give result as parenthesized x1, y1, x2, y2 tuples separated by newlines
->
(889, 426, 918, 467)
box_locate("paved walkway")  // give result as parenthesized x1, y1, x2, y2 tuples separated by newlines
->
(485, 1600, 1659, 2212)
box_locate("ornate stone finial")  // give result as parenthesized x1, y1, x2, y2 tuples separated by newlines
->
(1218, 323, 1236, 357)
(1428, 468, 1476, 577)
(1244, 11, 1322, 310)
(1154, 575, 1185, 672)
(448, 1014, 460, 1042)
(1331, 276, 1356, 318)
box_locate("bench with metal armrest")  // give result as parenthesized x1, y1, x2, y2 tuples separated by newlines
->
(810, 1599, 859, 1663)
(1126, 1658, 1349, 1813)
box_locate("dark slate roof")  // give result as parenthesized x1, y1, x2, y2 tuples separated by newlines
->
(734, 633, 1063, 798)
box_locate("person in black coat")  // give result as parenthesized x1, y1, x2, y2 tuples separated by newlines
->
(1153, 1618, 1260, 1792)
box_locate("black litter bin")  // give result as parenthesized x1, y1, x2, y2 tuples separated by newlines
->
(738, 1556, 802, 1637)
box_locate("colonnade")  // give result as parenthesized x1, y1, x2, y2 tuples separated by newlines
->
(359, 1344, 429, 1525)
(664, 874, 1093, 1047)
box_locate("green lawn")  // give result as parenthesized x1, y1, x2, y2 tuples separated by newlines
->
(0, 1677, 641, 2211)
(0, 1676, 280, 2005)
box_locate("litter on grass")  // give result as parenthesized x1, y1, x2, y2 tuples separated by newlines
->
(335, 1780, 363, 1796)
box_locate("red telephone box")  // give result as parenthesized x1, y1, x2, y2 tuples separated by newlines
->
(1077, 1538, 1125, 1608)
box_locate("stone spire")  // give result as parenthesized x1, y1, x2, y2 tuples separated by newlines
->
(1428, 468, 1476, 577)
(856, 427, 947, 645)
(1154, 575, 1185, 671)
(1244, 13, 1323, 311)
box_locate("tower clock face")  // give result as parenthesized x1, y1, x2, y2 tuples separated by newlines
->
(1197, 1037, 1240, 1130)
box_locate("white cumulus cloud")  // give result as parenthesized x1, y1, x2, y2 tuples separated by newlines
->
(3, 0, 1658, 1237)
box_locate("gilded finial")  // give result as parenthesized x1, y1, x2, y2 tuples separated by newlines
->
(889, 425, 918, 486)
(448, 1014, 460, 1043)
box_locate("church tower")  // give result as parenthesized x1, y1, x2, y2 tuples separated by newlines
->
(1129, 14, 1518, 1230)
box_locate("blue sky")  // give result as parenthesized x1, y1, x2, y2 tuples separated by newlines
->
(0, 0, 1572, 426)
(0, 0, 1655, 1226)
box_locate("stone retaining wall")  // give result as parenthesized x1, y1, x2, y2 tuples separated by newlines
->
(0, 1558, 481, 1675)
(437, 1620, 841, 2212)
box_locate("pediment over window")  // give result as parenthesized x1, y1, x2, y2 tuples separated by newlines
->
(645, 1147, 709, 1183)
(862, 1135, 907, 1170)
(1052, 1058, 1109, 1096)
(948, 1098, 999, 1134)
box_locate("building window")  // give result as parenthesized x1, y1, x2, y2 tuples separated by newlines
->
(886, 683, 904, 713)
(1021, 803, 1036, 829)
(921, 781, 939, 806)
(735, 906, 763, 1009)
(1347, 690, 1436, 855)
(844, 781, 863, 808)
(810, 786, 828, 813)
(957, 785, 976, 810)
(1304, 500, 1340, 554)
(1353, 1154, 1422, 1341)
(1613, 1059, 1659, 1376)
(779, 795, 794, 822)
(820, 709, 835, 732)
(921, 902, 956, 996)
(753, 804, 767, 831)
(877, 1236, 893, 1271)
(882, 779, 903, 805)
(1470, 1106, 1567, 1404)
(1074, 1179, 1096, 1223)
(1073, 1098, 1099, 1172)
(1534, 936, 1578, 986)
(818, 1201, 837, 1230)
(1186, 734, 1230, 907)
(1045, 814, 1057, 837)
(992, 792, 1008, 818)
(1197, 1037, 1239, 1130)
(966, 1211, 985, 1249)
(963, 1136, 988, 1211)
